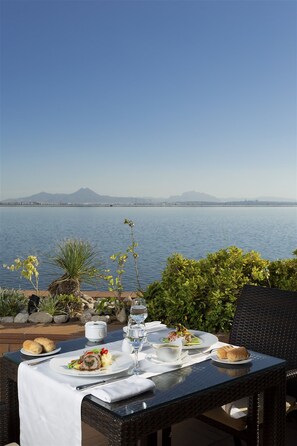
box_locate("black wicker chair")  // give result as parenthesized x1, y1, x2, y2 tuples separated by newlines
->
(199, 284, 297, 445)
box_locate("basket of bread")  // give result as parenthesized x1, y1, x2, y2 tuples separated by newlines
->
(211, 345, 251, 364)
(21, 337, 60, 356)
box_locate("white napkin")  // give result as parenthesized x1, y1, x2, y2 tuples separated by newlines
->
(90, 376, 155, 403)
(145, 321, 167, 332)
(123, 321, 167, 334)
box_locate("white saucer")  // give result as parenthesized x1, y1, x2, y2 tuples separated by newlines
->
(146, 352, 189, 367)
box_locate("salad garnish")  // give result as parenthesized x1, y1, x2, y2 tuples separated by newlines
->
(163, 324, 201, 346)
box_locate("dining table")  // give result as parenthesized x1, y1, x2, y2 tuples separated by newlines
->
(1, 328, 287, 446)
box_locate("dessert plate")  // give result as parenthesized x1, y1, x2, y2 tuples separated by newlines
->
(210, 352, 252, 365)
(20, 347, 61, 357)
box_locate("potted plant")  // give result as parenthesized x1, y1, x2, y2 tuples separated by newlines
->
(47, 239, 102, 297)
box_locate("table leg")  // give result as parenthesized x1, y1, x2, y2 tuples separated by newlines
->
(262, 370, 286, 446)
(162, 427, 171, 446)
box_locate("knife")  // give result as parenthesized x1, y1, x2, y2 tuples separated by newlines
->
(76, 374, 131, 391)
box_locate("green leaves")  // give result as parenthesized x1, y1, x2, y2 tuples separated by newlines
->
(49, 239, 102, 286)
(144, 246, 276, 334)
(3, 256, 39, 292)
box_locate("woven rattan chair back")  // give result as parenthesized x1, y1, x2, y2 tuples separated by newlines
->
(229, 285, 297, 371)
(199, 285, 297, 446)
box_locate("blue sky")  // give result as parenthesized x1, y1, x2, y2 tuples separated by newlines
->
(1, 0, 296, 201)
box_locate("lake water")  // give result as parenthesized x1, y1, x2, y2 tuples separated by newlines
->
(0, 206, 296, 292)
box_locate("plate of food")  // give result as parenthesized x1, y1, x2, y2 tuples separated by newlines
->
(210, 346, 251, 365)
(49, 348, 134, 377)
(21, 338, 61, 356)
(147, 324, 218, 350)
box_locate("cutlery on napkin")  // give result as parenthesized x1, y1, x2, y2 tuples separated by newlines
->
(76, 374, 131, 391)
(87, 376, 155, 403)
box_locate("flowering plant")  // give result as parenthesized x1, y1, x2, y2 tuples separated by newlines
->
(3, 255, 39, 294)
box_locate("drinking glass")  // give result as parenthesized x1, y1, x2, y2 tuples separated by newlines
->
(130, 297, 148, 324)
(126, 321, 146, 375)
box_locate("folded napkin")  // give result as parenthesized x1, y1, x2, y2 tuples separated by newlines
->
(123, 321, 167, 334)
(89, 376, 155, 403)
(145, 321, 167, 332)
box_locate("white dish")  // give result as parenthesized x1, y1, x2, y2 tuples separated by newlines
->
(146, 352, 189, 367)
(20, 347, 61, 357)
(210, 352, 252, 365)
(49, 350, 134, 377)
(147, 329, 218, 350)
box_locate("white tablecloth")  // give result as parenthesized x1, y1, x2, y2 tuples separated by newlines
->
(18, 338, 227, 446)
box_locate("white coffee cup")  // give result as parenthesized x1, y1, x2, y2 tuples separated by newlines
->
(154, 344, 182, 362)
(85, 321, 107, 342)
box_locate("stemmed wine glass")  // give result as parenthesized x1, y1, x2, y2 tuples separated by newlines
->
(126, 319, 146, 375)
(130, 297, 148, 324)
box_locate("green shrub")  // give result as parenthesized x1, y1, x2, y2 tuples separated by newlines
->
(38, 294, 83, 317)
(55, 294, 83, 318)
(38, 295, 65, 316)
(268, 250, 297, 291)
(145, 247, 270, 333)
(0, 288, 27, 317)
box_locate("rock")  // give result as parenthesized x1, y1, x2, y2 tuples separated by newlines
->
(1, 316, 14, 323)
(79, 310, 93, 324)
(54, 315, 69, 324)
(14, 312, 29, 323)
(116, 307, 127, 323)
(90, 315, 110, 324)
(28, 312, 53, 324)
(81, 294, 96, 310)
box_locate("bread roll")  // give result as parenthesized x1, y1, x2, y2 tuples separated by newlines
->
(34, 337, 56, 353)
(226, 346, 250, 362)
(23, 340, 43, 354)
(216, 345, 234, 360)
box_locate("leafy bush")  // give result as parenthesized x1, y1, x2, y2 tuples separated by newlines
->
(38, 294, 83, 317)
(55, 294, 83, 318)
(145, 247, 271, 333)
(0, 288, 27, 317)
(268, 250, 297, 291)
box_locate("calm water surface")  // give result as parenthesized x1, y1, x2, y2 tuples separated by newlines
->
(0, 206, 296, 291)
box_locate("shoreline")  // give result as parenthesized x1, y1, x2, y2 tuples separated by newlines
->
(21, 290, 137, 299)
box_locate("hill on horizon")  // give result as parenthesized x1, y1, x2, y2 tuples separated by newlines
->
(1, 187, 296, 204)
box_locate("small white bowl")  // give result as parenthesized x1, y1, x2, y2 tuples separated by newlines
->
(154, 344, 182, 362)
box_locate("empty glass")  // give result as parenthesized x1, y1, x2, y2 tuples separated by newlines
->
(126, 320, 146, 375)
(130, 297, 148, 324)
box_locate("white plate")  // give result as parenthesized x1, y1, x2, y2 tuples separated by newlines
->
(146, 352, 189, 367)
(20, 347, 61, 357)
(49, 350, 134, 377)
(147, 329, 218, 350)
(210, 352, 252, 365)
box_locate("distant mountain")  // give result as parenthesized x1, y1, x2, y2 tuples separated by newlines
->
(167, 191, 220, 202)
(2, 188, 156, 205)
(1, 188, 296, 205)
